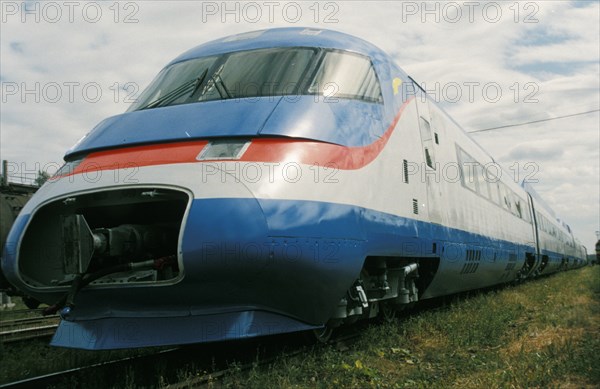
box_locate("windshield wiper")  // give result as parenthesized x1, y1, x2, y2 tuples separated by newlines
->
(140, 68, 208, 110)
(211, 74, 231, 99)
(189, 68, 209, 98)
(198, 64, 231, 100)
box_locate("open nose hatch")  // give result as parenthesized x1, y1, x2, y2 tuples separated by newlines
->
(18, 188, 189, 289)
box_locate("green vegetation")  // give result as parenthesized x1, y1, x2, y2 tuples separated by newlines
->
(0, 338, 163, 386)
(34, 170, 51, 187)
(217, 266, 599, 388)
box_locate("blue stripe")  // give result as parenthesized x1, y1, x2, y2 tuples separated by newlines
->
(5, 197, 577, 350)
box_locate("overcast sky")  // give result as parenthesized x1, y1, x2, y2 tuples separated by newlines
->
(1, 0, 599, 250)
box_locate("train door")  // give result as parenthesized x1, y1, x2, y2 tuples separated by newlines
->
(415, 94, 442, 225)
(525, 192, 541, 275)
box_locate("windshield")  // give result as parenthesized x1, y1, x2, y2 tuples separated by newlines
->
(128, 47, 381, 111)
(309, 51, 382, 102)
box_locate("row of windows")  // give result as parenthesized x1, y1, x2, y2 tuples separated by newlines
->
(456, 147, 573, 243)
(457, 147, 531, 223)
(536, 211, 573, 246)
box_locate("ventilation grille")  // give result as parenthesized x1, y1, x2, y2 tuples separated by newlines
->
(403, 160, 409, 183)
(466, 249, 482, 262)
(460, 249, 482, 274)
(412, 199, 419, 214)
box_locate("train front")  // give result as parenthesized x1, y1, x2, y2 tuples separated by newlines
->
(1, 28, 402, 349)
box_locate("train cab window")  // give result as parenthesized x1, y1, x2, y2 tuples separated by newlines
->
(130, 55, 219, 110)
(205, 48, 316, 100)
(130, 48, 384, 111)
(129, 48, 318, 110)
(309, 51, 382, 103)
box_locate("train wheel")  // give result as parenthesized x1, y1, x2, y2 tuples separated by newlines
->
(379, 302, 397, 323)
(22, 295, 40, 309)
(312, 325, 334, 343)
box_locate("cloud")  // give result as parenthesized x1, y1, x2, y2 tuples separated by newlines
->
(0, 0, 598, 250)
(504, 141, 565, 161)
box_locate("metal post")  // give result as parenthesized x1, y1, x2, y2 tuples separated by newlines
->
(1, 160, 8, 187)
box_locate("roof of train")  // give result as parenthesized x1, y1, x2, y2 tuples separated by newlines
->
(169, 27, 390, 66)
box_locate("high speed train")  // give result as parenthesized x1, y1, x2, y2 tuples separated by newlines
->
(1, 28, 588, 350)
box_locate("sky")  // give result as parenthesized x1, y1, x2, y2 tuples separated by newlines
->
(1, 0, 599, 251)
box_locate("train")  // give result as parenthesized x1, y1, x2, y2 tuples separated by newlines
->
(0, 28, 588, 350)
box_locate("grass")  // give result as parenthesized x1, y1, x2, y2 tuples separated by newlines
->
(0, 266, 598, 388)
(212, 266, 600, 388)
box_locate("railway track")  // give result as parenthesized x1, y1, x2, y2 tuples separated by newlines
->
(0, 328, 362, 388)
(0, 347, 181, 389)
(0, 308, 45, 317)
(0, 315, 59, 343)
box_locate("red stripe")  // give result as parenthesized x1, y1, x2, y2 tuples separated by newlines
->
(241, 99, 410, 170)
(63, 99, 412, 177)
(69, 141, 209, 176)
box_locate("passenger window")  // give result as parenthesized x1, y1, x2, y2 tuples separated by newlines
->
(475, 164, 490, 199)
(499, 184, 512, 211)
(419, 117, 435, 169)
(519, 198, 530, 222)
(458, 149, 478, 193)
(514, 196, 523, 218)
(488, 175, 501, 204)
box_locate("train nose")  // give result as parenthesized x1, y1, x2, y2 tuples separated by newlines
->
(5, 156, 274, 309)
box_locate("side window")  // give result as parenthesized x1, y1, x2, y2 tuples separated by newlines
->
(488, 175, 501, 205)
(499, 183, 512, 211)
(420, 117, 435, 169)
(519, 197, 530, 222)
(514, 195, 523, 218)
(475, 164, 490, 199)
(458, 148, 478, 193)
(490, 182, 498, 205)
